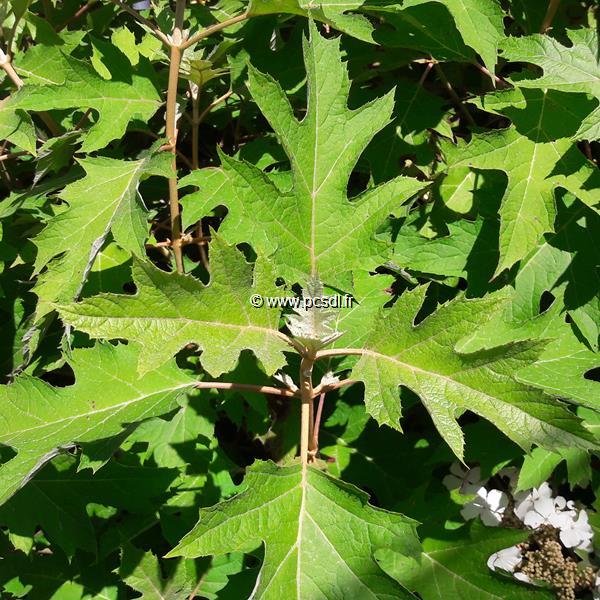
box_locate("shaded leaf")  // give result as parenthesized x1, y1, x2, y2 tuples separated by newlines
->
(32, 152, 172, 316)
(120, 544, 193, 599)
(501, 29, 600, 140)
(0, 343, 193, 506)
(378, 522, 552, 600)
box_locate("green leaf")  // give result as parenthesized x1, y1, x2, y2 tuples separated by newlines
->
(111, 27, 141, 66)
(57, 237, 290, 376)
(129, 397, 214, 469)
(516, 321, 600, 409)
(0, 550, 119, 600)
(350, 285, 597, 460)
(330, 271, 395, 351)
(455, 194, 600, 352)
(120, 544, 193, 599)
(453, 294, 599, 407)
(500, 29, 600, 140)
(168, 460, 420, 599)
(368, 1, 475, 63)
(10, 0, 31, 21)
(393, 215, 498, 290)
(517, 446, 591, 491)
(33, 130, 81, 184)
(247, 0, 376, 43)
(445, 88, 600, 273)
(14, 44, 72, 85)
(373, 0, 504, 72)
(32, 152, 172, 316)
(185, 23, 425, 288)
(378, 522, 552, 600)
(0, 455, 177, 555)
(509, 194, 600, 348)
(516, 447, 562, 491)
(81, 242, 133, 298)
(0, 104, 36, 154)
(433, 0, 504, 72)
(8, 54, 161, 151)
(179, 167, 228, 231)
(0, 343, 193, 506)
(192, 553, 247, 600)
(363, 80, 450, 182)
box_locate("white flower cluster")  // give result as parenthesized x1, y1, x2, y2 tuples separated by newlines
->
(443, 463, 596, 585)
(514, 482, 593, 552)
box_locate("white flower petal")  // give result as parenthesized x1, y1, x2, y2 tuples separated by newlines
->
(536, 482, 553, 499)
(442, 474, 462, 492)
(450, 462, 465, 477)
(514, 491, 534, 521)
(487, 546, 522, 572)
(460, 502, 480, 521)
(486, 489, 508, 513)
(481, 510, 503, 526)
(560, 527, 582, 548)
(523, 510, 545, 529)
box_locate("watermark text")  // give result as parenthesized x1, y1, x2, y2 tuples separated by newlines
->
(250, 294, 354, 309)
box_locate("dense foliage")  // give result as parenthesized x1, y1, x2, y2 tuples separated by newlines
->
(0, 0, 599, 598)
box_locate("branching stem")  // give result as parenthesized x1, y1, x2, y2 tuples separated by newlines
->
(473, 63, 511, 88)
(433, 63, 476, 127)
(0, 49, 24, 88)
(56, 0, 99, 32)
(191, 87, 201, 170)
(107, 0, 170, 45)
(193, 381, 299, 398)
(191, 89, 233, 169)
(181, 13, 250, 50)
(312, 392, 326, 453)
(540, 0, 561, 33)
(165, 0, 187, 273)
(299, 353, 317, 465)
(0, 151, 29, 162)
(312, 378, 358, 396)
(0, 48, 60, 137)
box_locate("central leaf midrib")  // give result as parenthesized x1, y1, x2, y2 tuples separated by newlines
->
(67, 312, 283, 337)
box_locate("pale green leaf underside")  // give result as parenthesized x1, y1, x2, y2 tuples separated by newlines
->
(58, 238, 289, 376)
(0, 343, 193, 506)
(168, 460, 419, 599)
(351, 286, 597, 460)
